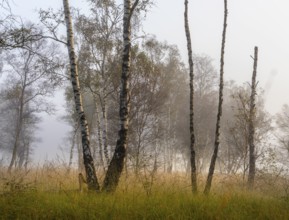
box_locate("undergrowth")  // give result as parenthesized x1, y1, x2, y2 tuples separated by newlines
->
(1, 168, 289, 219)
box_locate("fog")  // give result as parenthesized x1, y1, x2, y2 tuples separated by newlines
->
(2, 0, 289, 165)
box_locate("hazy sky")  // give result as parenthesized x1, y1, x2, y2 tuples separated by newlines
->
(5, 0, 289, 162)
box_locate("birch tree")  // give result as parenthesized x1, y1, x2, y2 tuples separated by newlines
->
(204, 0, 228, 195)
(102, 0, 140, 192)
(126, 39, 185, 174)
(184, 0, 197, 193)
(247, 46, 258, 190)
(62, 0, 100, 191)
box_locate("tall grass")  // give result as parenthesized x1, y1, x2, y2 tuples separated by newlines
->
(1, 167, 289, 219)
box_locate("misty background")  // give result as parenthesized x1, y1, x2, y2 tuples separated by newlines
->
(2, 0, 289, 164)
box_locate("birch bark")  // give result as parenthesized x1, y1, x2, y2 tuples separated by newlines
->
(103, 0, 139, 192)
(94, 99, 105, 169)
(184, 0, 197, 194)
(101, 96, 109, 165)
(204, 0, 228, 195)
(63, 0, 99, 191)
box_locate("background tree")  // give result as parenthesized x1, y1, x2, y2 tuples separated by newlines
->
(276, 104, 289, 154)
(0, 38, 62, 172)
(164, 54, 218, 175)
(0, 87, 40, 169)
(194, 56, 218, 173)
(126, 38, 187, 175)
(75, 0, 122, 167)
(219, 83, 272, 178)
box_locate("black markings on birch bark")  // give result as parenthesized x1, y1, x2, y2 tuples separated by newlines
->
(63, 0, 100, 191)
(184, 0, 197, 194)
(204, 0, 228, 195)
(94, 101, 105, 168)
(103, 0, 139, 192)
(101, 97, 110, 165)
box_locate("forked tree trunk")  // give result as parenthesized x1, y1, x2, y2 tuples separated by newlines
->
(247, 46, 258, 190)
(63, 0, 100, 191)
(204, 0, 228, 195)
(103, 0, 139, 192)
(184, 0, 197, 194)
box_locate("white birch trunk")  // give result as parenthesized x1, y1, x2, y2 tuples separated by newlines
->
(101, 95, 109, 164)
(94, 99, 105, 168)
(63, 0, 99, 191)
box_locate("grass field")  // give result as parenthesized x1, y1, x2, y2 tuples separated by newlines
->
(1, 168, 289, 219)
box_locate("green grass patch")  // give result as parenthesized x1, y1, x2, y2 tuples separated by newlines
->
(1, 170, 289, 219)
(1, 190, 289, 219)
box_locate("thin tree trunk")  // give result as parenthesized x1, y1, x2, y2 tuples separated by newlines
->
(101, 96, 109, 164)
(166, 103, 173, 173)
(77, 133, 84, 172)
(247, 46, 258, 190)
(8, 82, 26, 173)
(184, 0, 197, 194)
(135, 128, 142, 175)
(100, 50, 109, 165)
(63, 0, 100, 191)
(103, 0, 139, 192)
(8, 109, 23, 172)
(21, 126, 30, 171)
(68, 136, 75, 170)
(204, 0, 228, 195)
(67, 124, 77, 173)
(24, 140, 29, 171)
(94, 100, 104, 168)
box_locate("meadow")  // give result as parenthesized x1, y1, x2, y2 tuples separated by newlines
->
(1, 166, 289, 220)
